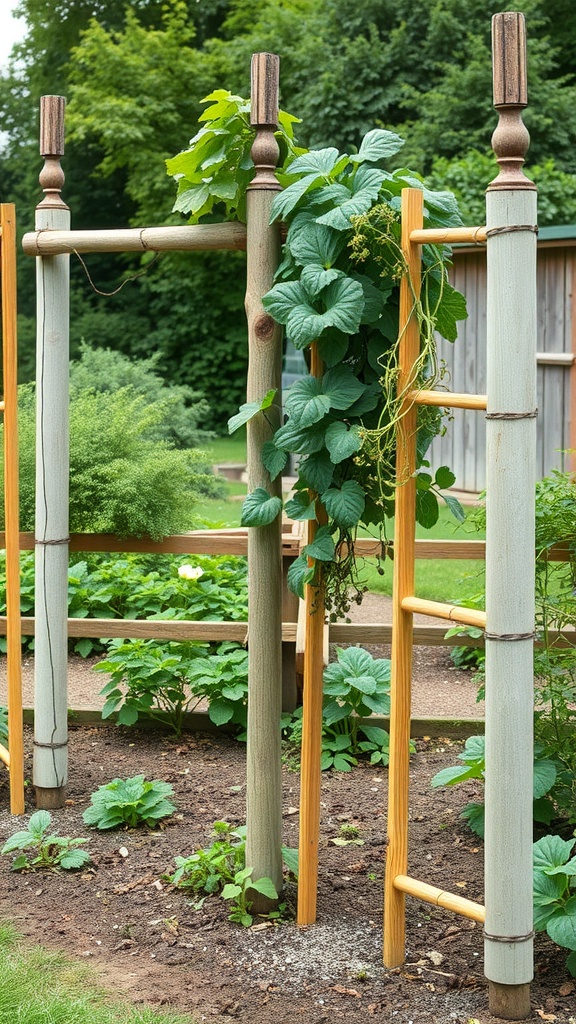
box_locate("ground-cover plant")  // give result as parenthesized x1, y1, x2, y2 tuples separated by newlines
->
(431, 735, 559, 838)
(533, 834, 576, 978)
(0, 707, 7, 749)
(0, 922, 195, 1024)
(1, 810, 91, 872)
(96, 639, 248, 736)
(166, 820, 295, 927)
(0, 551, 248, 657)
(284, 646, 393, 771)
(170, 92, 467, 620)
(82, 775, 176, 830)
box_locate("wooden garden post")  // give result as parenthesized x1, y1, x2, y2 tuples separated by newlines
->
(33, 96, 70, 808)
(484, 13, 537, 1019)
(244, 53, 284, 902)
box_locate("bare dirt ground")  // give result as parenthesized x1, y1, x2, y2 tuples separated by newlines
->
(0, 595, 571, 1023)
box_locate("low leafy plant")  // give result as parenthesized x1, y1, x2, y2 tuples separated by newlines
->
(82, 775, 176, 830)
(431, 735, 558, 837)
(96, 639, 248, 736)
(284, 646, 393, 771)
(0, 706, 8, 748)
(166, 820, 295, 927)
(1, 810, 91, 871)
(533, 834, 576, 977)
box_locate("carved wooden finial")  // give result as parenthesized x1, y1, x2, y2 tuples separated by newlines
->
(488, 12, 535, 191)
(38, 95, 68, 209)
(248, 53, 281, 192)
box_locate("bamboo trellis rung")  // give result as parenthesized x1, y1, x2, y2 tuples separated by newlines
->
(409, 226, 487, 245)
(22, 222, 248, 256)
(408, 390, 487, 410)
(400, 597, 487, 629)
(393, 874, 485, 923)
(0, 743, 10, 768)
(0, 402, 5, 413)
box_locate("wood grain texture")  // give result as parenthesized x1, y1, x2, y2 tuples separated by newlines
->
(384, 188, 423, 967)
(0, 205, 24, 814)
(492, 12, 527, 107)
(39, 96, 66, 156)
(250, 53, 280, 126)
(22, 223, 248, 256)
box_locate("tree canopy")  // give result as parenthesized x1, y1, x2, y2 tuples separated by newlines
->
(1, 0, 575, 426)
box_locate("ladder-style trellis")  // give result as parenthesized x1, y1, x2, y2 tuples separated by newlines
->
(0, 203, 24, 815)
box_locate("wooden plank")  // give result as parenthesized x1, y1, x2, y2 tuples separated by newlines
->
(408, 390, 487, 410)
(410, 226, 487, 245)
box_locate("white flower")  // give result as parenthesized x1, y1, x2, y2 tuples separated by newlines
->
(178, 564, 204, 580)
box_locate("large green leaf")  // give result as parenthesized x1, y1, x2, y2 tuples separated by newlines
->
(274, 419, 326, 455)
(415, 488, 439, 528)
(351, 129, 405, 164)
(262, 441, 288, 481)
(298, 451, 334, 493)
(241, 489, 282, 527)
(533, 835, 576, 874)
(302, 524, 335, 562)
(300, 264, 342, 296)
(288, 221, 346, 268)
(547, 900, 576, 951)
(322, 479, 365, 528)
(286, 148, 341, 175)
(322, 277, 366, 335)
(533, 759, 557, 800)
(532, 869, 566, 907)
(263, 275, 364, 349)
(271, 173, 326, 221)
(325, 421, 363, 463)
(284, 490, 317, 521)
(426, 276, 468, 342)
(317, 167, 386, 231)
(287, 553, 315, 599)
(322, 363, 366, 410)
(285, 376, 331, 426)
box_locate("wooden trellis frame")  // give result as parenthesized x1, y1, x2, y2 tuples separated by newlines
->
(0, 203, 25, 815)
(384, 13, 536, 1021)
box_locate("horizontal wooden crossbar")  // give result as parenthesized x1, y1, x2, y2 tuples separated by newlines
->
(0, 742, 10, 768)
(393, 874, 485, 923)
(409, 226, 487, 245)
(408, 390, 487, 410)
(401, 596, 487, 629)
(22, 222, 248, 256)
(0, 401, 4, 413)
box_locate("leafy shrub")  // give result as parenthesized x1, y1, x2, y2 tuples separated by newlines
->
(96, 639, 248, 736)
(1, 811, 91, 871)
(0, 383, 218, 538)
(284, 646, 392, 771)
(82, 775, 176, 829)
(70, 341, 216, 452)
(533, 835, 576, 978)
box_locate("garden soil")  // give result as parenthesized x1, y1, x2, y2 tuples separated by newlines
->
(0, 598, 573, 1023)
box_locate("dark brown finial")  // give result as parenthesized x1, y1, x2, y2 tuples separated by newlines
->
(248, 53, 281, 191)
(38, 95, 69, 209)
(488, 12, 535, 191)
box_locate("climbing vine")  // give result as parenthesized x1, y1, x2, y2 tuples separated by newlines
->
(169, 92, 467, 617)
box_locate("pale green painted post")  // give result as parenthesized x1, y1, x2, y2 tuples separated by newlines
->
(484, 13, 537, 1019)
(33, 96, 70, 808)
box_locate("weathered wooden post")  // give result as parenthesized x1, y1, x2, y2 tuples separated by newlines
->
(33, 96, 70, 808)
(484, 13, 537, 1019)
(244, 53, 284, 901)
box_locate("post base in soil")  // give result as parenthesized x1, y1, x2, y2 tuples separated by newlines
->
(35, 786, 66, 809)
(488, 981, 531, 1020)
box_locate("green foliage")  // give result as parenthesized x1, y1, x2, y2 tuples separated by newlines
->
(428, 150, 576, 228)
(96, 639, 248, 736)
(192, 104, 467, 614)
(82, 775, 176, 830)
(533, 834, 576, 977)
(70, 341, 217, 453)
(166, 820, 292, 926)
(0, 707, 8, 749)
(284, 646, 393, 771)
(0, 550, 248, 658)
(431, 735, 559, 838)
(1, 811, 91, 872)
(1, 383, 215, 538)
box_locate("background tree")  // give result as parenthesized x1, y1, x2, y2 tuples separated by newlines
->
(1, 0, 575, 429)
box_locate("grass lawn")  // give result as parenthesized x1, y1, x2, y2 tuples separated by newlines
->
(204, 432, 246, 467)
(0, 923, 194, 1024)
